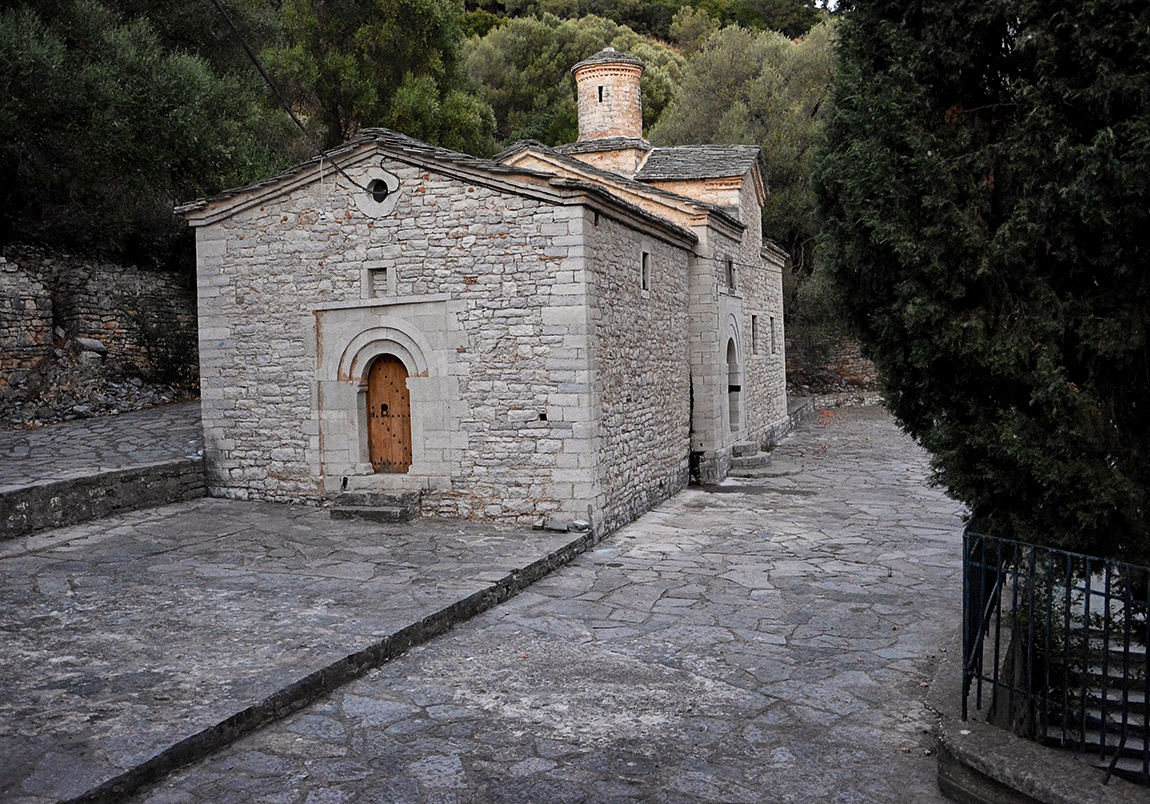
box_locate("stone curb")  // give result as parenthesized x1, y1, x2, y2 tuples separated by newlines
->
(926, 631, 1145, 804)
(63, 527, 600, 804)
(763, 395, 814, 445)
(0, 458, 206, 541)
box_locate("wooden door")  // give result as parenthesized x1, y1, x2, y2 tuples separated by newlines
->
(366, 355, 411, 473)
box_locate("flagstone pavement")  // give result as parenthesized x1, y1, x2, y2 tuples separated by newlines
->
(146, 405, 964, 802)
(1, 402, 967, 803)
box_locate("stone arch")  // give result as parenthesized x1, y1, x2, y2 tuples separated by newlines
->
(327, 323, 434, 477)
(338, 325, 431, 384)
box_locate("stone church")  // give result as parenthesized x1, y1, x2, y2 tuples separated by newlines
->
(178, 48, 788, 535)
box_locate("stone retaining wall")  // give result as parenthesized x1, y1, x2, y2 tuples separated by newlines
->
(827, 339, 879, 388)
(928, 633, 1146, 804)
(0, 258, 54, 385)
(0, 248, 198, 388)
(0, 459, 206, 540)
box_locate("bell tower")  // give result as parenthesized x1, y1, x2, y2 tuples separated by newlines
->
(571, 48, 646, 142)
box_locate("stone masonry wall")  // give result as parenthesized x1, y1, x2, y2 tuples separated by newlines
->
(0, 258, 53, 388)
(195, 156, 599, 525)
(738, 177, 788, 444)
(687, 223, 742, 483)
(0, 248, 198, 387)
(574, 63, 644, 141)
(587, 214, 692, 533)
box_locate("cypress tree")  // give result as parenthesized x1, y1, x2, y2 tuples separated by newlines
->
(816, 0, 1150, 563)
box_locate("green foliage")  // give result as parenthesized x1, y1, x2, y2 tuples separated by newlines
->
(390, 74, 498, 155)
(0, 0, 292, 263)
(652, 21, 835, 279)
(266, 0, 495, 152)
(96, 0, 286, 76)
(816, 0, 1150, 563)
(463, 14, 684, 145)
(668, 6, 719, 54)
(461, 7, 508, 37)
(477, 0, 819, 39)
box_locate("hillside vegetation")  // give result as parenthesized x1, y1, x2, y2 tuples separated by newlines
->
(0, 0, 830, 269)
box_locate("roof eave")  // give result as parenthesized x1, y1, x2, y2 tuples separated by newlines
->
(502, 143, 746, 234)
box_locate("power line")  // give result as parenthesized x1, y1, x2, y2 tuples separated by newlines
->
(208, 0, 368, 192)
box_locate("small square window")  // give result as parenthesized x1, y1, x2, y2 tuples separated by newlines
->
(641, 251, 651, 292)
(370, 267, 389, 298)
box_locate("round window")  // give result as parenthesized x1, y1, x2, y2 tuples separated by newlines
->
(354, 169, 401, 217)
(367, 179, 390, 203)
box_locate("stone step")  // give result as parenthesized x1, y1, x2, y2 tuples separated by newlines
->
(730, 452, 772, 473)
(329, 490, 421, 523)
(336, 490, 421, 508)
(728, 465, 782, 480)
(329, 505, 416, 524)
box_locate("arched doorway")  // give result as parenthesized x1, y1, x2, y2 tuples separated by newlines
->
(366, 355, 412, 473)
(727, 338, 741, 434)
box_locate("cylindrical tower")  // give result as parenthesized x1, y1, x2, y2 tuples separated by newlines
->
(571, 48, 646, 141)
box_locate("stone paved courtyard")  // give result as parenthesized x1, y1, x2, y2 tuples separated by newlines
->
(125, 404, 965, 803)
(0, 402, 202, 492)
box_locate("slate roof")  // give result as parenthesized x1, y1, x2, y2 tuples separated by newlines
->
(571, 47, 645, 73)
(176, 128, 542, 216)
(497, 140, 745, 232)
(176, 129, 700, 242)
(554, 137, 652, 156)
(634, 145, 762, 182)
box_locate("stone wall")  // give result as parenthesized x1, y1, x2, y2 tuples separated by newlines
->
(733, 180, 788, 446)
(573, 61, 644, 141)
(826, 340, 880, 388)
(195, 157, 603, 526)
(686, 223, 741, 483)
(0, 458, 205, 540)
(0, 258, 53, 387)
(587, 214, 692, 534)
(0, 248, 198, 388)
(741, 254, 788, 445)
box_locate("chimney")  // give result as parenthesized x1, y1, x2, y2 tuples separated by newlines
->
(571, 48, 646, 142)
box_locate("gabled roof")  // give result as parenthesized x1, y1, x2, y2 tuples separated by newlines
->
(635, 145, 762, 182)
(497, 140, 746, 234)
(176, 129, 698, 246)
(176, 128, 536, 217)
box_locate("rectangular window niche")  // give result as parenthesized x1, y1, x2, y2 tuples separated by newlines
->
(362, 262, 396, 299)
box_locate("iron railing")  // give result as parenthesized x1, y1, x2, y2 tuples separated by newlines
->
(963, 531, 1150, 785)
